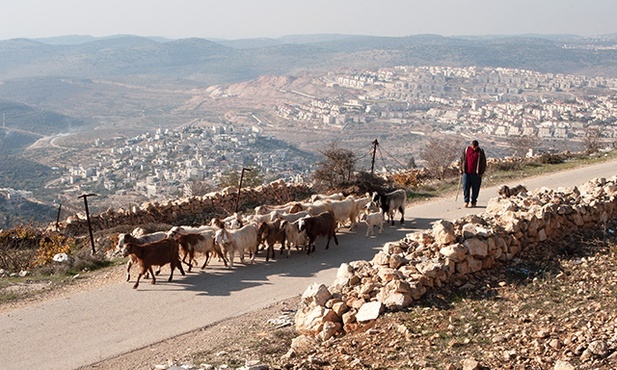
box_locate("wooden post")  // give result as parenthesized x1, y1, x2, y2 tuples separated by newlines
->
(370, 139, 379, 175)
(78, 193, 98, 254)
(234, 168, 252, 213)
(55, 203, 62, 231)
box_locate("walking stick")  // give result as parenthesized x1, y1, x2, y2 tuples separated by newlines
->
(455, 173, 462, 202)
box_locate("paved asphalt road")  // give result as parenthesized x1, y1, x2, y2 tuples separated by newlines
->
(2, 159, 616, 370)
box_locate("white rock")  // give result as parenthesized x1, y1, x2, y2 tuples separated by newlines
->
(302, 283, 331, 307)
(355, 301, 383, 322)
(53, 253, 69, 263)
(432, 220, 456, 244)
(554, 360, 575, 370)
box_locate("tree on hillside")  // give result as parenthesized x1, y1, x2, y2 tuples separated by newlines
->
(418, 136, 462, 180)
(582, 126, 602, 154)
(312, 142, 357, 190)
(508, 135, 541, 157)
(184, 180, 215, 197)
(218, 167, 264, 190)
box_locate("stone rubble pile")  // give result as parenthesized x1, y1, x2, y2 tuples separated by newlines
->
(293, 176, 617, 348)
(52, 179, 311, 236)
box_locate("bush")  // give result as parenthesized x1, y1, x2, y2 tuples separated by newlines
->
(0, 225, 40, 271)
(0, 226, 78, 273)
(535, 153, 565, 165)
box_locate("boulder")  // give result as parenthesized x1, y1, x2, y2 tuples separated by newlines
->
(432, 220, 456, 244)
(464, 238, 488, 258)
(440, 243, 468, 262)
(302, 283, 332, 307)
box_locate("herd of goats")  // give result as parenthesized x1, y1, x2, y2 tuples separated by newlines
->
(114, 189, 407, 289)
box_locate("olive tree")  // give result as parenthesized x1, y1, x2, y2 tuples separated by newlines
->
(508, 135, 540, 157)
(312, 142, 357, 190)
(418, 136, 463, 180)
(582, 126, 602, 154)
(218, 167, 264, 189)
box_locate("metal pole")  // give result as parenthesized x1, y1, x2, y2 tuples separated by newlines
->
(370, 139, 378, 175)
(78, 193, 97, 254)
(55, 203, 62, 231)
(234, 168, 252, 213)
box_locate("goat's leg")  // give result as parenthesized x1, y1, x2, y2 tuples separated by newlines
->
(168, 262, 174, 282)
(175, 258, 185, 277)
(306, 237, 315, 255)
(399, 206, 405, 225)
(181, 251, 193, 272)
(201, 252, 211, 270)
(134, 265, 148, 289)
(149, 267, 157, 285)
(265, 245, 271, 262)
(227, 250, 234, 269)
(133, 273, 142, 289)
(215, 245, 228, 267)
(126, 260, 132, 282)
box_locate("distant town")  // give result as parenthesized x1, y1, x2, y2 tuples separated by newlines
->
(28, 65, 617, 210)
(279, 66, 617, 139)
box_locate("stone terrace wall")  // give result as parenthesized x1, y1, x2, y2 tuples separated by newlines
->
(294, 177, 617, 343)
(54, 179, 312, 236)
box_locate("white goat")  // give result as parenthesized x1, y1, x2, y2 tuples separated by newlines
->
(283, 219, 309, 251)
(327, 196, 358, 230)
(214, 223, 259, 269)
(271, 210, 310, 223)
(310, 192, 345, 202)
(360, 211, 384, 237)
(306, 201, 333, 216)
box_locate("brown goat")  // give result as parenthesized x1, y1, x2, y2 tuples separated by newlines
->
(257, 219, 288, 261)
(115, 231, 166, 281)
(121, 238, 185, 289)
(175, 231, 228, 271)
(297, 211, 339, 255)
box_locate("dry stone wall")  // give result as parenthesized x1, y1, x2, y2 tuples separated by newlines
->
(54, 179, 312, 236)
(294, 176, 617, 344)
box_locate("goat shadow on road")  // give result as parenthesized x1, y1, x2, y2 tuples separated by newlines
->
(168, 216, 442, 297)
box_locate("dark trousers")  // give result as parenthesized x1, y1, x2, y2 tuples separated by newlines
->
(462, 173, 482, 204)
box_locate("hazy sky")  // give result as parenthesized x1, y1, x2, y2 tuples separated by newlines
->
(1, 0, 615, 41)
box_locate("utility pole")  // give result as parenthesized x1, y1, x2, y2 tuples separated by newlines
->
(78, 193, 97, 254)
(55, 203, 62, 232)
(234, 168, 252, 213)
(370, 139, 379, 175)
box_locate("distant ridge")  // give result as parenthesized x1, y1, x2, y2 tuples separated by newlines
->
(0, 33, 616, 83)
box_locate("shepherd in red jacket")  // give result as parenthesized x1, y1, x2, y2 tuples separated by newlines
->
(459, 140, 487, 208)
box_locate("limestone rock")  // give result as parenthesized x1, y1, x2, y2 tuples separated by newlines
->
(355, 301, 383, 322)
(432, 220, 456, 244)
(464, 238, 488, 258)
(302, 283, 332, 307)
(440, 243, 468, 262)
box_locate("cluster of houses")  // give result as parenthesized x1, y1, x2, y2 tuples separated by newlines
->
(277, 65, 617, 139)
(55, 125, 314, 201)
